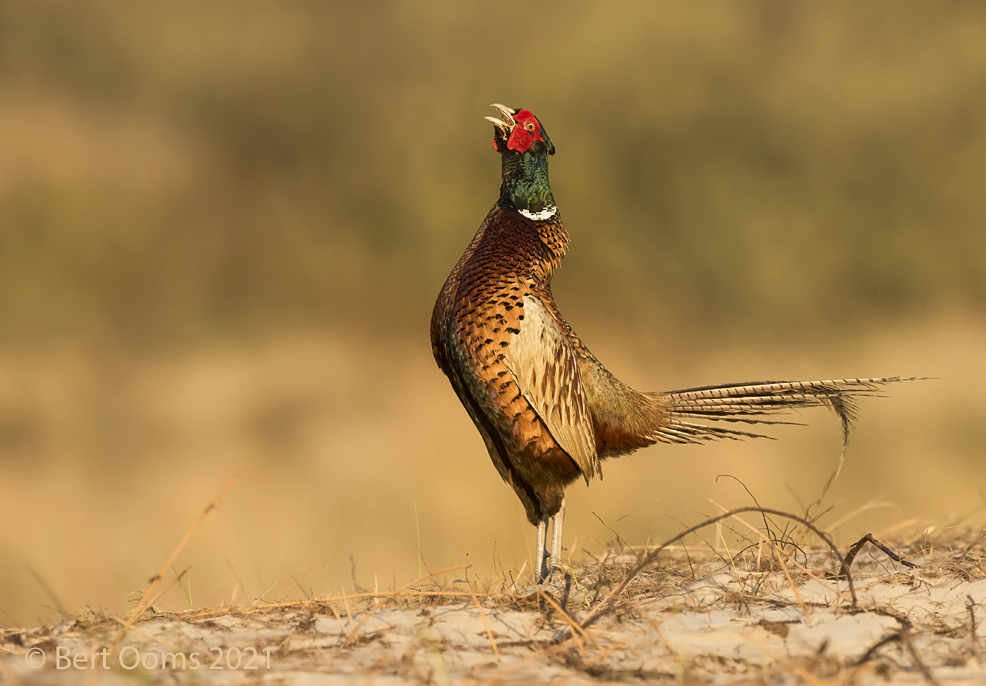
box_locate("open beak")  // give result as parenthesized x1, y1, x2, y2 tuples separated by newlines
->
(484, 103, 516, 135)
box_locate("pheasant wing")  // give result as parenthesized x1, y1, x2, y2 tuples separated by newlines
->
(503, 295, 598, 479)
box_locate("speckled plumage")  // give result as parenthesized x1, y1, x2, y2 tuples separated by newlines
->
(431, 105, 915, 581)
(432, 200, 601, 525)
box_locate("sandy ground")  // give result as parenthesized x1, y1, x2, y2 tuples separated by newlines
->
(3, 526, 986, 685)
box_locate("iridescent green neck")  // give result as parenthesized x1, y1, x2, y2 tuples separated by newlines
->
(499, 150, 555, 213)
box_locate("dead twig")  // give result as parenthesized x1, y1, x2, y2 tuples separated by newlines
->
(706, 498, 813, 624)
(571, 507, 855, 638)
(842, 533, 917, 575)
(711, 502, 853, 606)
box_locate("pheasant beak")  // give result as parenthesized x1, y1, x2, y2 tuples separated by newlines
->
(484, 103, 516, 135)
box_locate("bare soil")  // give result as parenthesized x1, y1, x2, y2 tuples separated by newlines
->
(3, 524, 986, 685)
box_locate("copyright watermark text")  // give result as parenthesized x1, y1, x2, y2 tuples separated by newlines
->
(24, 645, 274, 670)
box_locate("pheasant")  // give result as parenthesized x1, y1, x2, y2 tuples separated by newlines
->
(431, 104, 914, 584)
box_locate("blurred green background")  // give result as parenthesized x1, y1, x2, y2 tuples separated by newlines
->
(1, 1, 984, 626)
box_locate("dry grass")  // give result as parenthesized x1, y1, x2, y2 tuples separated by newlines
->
(3, 491, 985, 684)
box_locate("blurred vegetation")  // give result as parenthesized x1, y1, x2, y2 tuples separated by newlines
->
(0, 1, 984, 349)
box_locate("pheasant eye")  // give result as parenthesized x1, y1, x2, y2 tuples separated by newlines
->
(525, 122, 535, 132)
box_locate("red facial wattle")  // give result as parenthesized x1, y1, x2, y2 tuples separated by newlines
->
(506, 110, 543, 153)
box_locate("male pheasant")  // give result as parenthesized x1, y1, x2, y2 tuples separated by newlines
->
(431, 104, 913, 583)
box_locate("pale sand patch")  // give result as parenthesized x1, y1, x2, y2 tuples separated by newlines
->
(3, 530, 985, 685)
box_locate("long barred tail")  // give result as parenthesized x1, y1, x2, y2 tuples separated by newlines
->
(650, 377, 923, 446)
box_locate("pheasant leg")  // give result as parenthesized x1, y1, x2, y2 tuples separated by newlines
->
(533, 498, 567, 585)
(535, 518, 549, 583)
(550, 498, 566, 576)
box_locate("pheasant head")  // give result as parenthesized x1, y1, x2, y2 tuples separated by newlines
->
(485, 104, 556, 216)
(486, 104, 556, 156)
